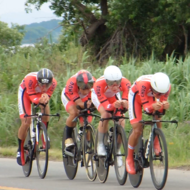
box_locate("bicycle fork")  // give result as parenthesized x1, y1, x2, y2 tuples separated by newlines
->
(145, 131, 152, 159)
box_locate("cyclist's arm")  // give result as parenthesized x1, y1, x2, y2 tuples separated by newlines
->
(25, 77, 41, 104)
(138, 82, 154, 113)
(94, 81, 115, 111)
(121, 77, 131, 101)
(64, 78, 80, 101)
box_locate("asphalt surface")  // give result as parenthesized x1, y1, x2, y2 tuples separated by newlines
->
(0, 158, 189, 190)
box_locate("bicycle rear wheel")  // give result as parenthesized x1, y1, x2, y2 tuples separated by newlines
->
(113, 124, 128, 185)
(36, 122, 49, 179)
(149, 128, 168, 190)
(94, 130, 109, 183)
(22, 129, 34, 177)
(62, 127, 78, 180)
(128, 130, 144, 188)
(83, 124, 97, 181)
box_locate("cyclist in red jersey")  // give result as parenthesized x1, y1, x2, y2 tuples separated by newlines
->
(17, 68, 57, 166)
(126, 72, 171, 174)
(61, 70, 95, 149)
(91, 65, 131, 166)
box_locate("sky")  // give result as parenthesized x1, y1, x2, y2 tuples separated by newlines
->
(0, 0, 61, 26)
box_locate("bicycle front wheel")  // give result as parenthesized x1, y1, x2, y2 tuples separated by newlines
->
(128, 130, 144, 188)
(149, 128, 168, 190)
(36, 122, 49, 179)
(22, 129, 34, 177)
(113, 124, 128, 185)
(94, 130, 109, 183)
(83, 124, 97, 181)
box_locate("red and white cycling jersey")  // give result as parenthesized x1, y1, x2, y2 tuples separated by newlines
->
(63, 72, 96, 102)
(128, 75, 171, 124)
(93, 76, 131, 111)
(61, 71, 96, 111)
(18, 72, 57, 118)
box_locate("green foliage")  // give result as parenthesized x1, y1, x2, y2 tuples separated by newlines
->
(25, 0, 190, 59)
(0, 21, 24, 47)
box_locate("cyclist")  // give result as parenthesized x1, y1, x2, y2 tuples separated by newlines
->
(126, 72, 171, 174)
(61, 70, 95, 149)
(91, 65, 131, 166)
(17, 68, 57, 166)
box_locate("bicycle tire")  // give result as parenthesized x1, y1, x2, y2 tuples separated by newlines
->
(83, 124, 97, 181)
(95, 130, 109, 183)
(113, 124, 128, 185)
(128, 130, 144, 188)
(62, 127, 78, 180)
(22, 129, 34, 177)
(149, 128, 168, 190)
(36, 122, 49, 179)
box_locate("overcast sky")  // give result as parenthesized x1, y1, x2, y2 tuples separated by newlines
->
(0, 0, 61, 26)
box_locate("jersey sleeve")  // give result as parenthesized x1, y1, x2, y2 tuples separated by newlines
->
(138, 81, 154, 113)
(64, 77, 80, 101)
(120, 78, 131, 100)
(94, 80, 115, 111)
(25, 76, 41, 104)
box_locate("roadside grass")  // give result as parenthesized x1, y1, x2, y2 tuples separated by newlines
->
(0, 147, 63, 161)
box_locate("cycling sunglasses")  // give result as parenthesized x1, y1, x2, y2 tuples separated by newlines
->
(106, 79, 121, 86)
(77, 81, 94, 90)
(152, 89, 164, 96)
(38, 82, 52, 89)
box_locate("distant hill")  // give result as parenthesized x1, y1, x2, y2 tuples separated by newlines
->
(22, 19, 62, 44)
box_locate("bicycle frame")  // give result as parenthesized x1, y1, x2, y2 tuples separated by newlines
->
(25, 103, 60, 155)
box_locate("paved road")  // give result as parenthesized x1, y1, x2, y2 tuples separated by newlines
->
(0, 158, 189, 190)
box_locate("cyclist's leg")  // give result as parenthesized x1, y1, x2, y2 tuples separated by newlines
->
(97, 106, 111, 155)
(127, 90, 143, 174)
(92, 90, 112, 155)
(62, 95, 80, 148)
(61, 90, 78, 148)
(17, 87, 31, 166)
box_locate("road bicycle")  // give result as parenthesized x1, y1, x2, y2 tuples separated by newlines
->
(22, 103, 60, 178)
(62, 106, 100, 181)
(128, 110, 178, 190)
(94, 109, 128, 185)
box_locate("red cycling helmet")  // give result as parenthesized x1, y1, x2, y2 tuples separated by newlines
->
(76, 70, 94, 90)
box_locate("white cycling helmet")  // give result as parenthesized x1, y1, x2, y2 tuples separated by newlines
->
(150, 72, 170, 93)
(104, 65, 122, 81)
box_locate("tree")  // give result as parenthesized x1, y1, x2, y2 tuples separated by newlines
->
(0, 21, 24, 47)
(25, 0, 190, 62)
